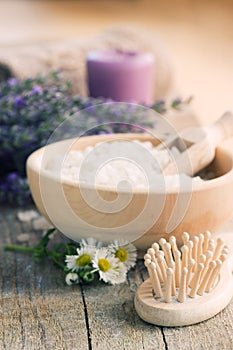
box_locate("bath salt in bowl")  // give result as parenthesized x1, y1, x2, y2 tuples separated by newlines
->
(59, 139, 202, 192)
(27, 133, 233, 251)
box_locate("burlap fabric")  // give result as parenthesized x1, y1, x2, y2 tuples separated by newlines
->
(0, 26, 173, 99)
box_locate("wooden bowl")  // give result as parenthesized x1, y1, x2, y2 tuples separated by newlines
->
(26, 134, 233, 251)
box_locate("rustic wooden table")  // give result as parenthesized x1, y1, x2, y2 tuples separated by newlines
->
(0, 206, 233, 350)
(1, 1, 233, 347)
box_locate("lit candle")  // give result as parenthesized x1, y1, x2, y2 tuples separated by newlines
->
(86, 49, 155, 104)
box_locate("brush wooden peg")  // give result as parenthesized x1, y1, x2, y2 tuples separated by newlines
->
(205, 260, 222, 293)
(203, 230, 212, 253)
(199, 254, 206, 265)
(189, 263, 204, 298)
(182, 232, 190, 246)
(213, 238, 224, 260)
(193, 236, 199, 266)
(181, 245, 189, 270)
(164, 242, 173, 264)
(158, 250, 167, 268)
(157, 253, 167, 282)
(208, 239, 216, 252)
(187, 240, 194, 260)
(198, 261, 216, 296)
(144, 258, 152, 268)
(144, 253, 152, 261)
(223, 244, 229, 250)
(145, 259, 162, 298)
(152, 242, 160, 256)
(148, 248, 163, 282)
(222, 246, 229, 255)
(174, 250, 181, 288)
(165, 268, 173, 303)
(190, 254, 206, 289)
(147, 248, 156, 262)
(169, 236, 178, 255)
(150, 262, 163, 298)
(200, 250, 213, 282)
(159, 238, 166, 251)
(178, 267, 188, 303)
(168, 260, 176, 296)
(186, 258, 195, 289)
(144, 259, 152, 282)
(198, 233, 204, 261)
(220, 254, 228, 263)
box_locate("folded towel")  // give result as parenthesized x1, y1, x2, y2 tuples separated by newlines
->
(0, 26, 173, 99)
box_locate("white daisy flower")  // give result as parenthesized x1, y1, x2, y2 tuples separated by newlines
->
(92, 248, 127, 285)
(65, 246, 95, 271)
(109, 240, 137, 270)
(65, 272, 79, 285)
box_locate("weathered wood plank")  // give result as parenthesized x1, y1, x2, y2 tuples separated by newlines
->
(1, 207, 233, 350)
(0, 208, 89, 350)
(82, 262, 166, 350)
(161, 298, 233, 350)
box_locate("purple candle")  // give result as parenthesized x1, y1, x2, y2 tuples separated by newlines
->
(86, 49, 155, 104)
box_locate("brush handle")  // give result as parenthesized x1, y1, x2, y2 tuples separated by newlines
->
(208, 111, 233, 147)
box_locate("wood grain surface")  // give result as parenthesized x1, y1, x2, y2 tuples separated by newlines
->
(0, 206, 232, 349)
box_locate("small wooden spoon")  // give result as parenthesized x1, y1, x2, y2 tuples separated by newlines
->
(161, 111, 233, 176)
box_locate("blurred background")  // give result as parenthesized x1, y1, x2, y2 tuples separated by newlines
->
(0, 0, 232, 124)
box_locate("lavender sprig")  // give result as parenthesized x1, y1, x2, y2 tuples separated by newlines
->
(0, 72, 192, 206)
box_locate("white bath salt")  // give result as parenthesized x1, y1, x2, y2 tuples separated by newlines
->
(48, 140, 203, 191)
(17, 209, 39, 222)
(32, 216, 53, 231)
(16, 233, 31, 243)
(96, 160, 148, 190)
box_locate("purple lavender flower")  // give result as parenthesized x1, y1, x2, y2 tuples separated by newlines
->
(171, 98, 181, 107)
(0, 182, 8, 191)
(8, 77, 18, 87)
(14, 95, 26, 108)
(32, 85, 43, 94)
(7, 172, 18, 182)
(0, 71, 191, 206)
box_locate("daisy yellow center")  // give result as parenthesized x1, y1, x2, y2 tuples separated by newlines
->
(115, 248, 128, 262)
(98, 258, 111, 272)
(76, 254, 91, 267)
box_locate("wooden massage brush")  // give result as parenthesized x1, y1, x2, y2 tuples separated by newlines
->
(134, 231, 233, 326)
